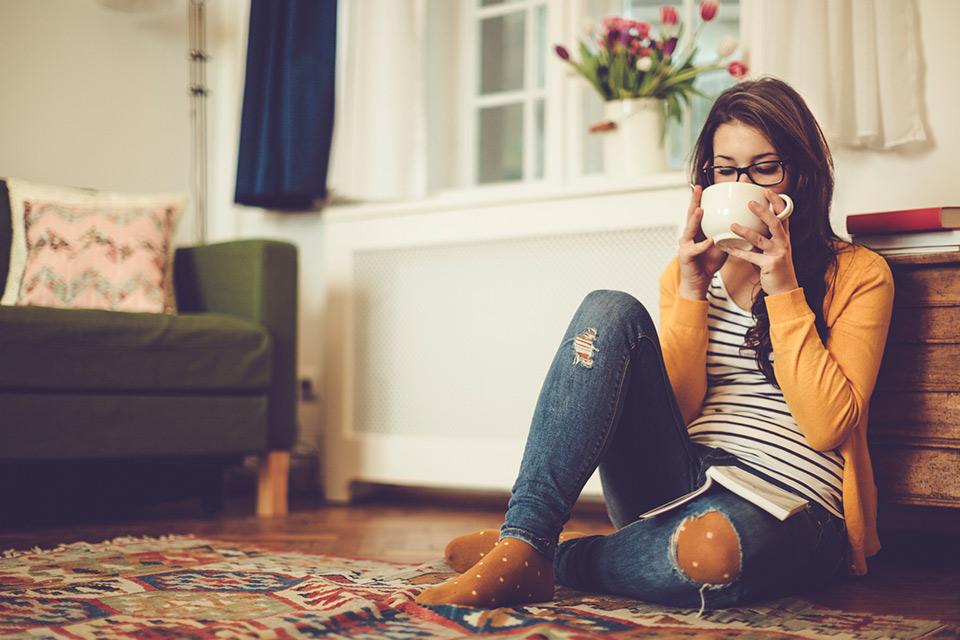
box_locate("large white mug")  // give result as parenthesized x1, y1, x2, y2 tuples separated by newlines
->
(699, 182, 794, 251)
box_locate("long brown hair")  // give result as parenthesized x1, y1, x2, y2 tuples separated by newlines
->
(690, 77, 843, 386)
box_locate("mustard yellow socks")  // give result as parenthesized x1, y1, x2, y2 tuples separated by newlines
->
(443, 528, 500, 573)
(415, 536, 554, 607)
(443, 529, 589, 573)
(415, 529, 590, 607)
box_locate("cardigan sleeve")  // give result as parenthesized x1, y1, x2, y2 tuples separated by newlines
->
(764, 252, 895, 451)
(658, 257, 711, 425)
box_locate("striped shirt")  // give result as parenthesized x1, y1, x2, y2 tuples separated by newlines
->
(687, 271, 845, 519)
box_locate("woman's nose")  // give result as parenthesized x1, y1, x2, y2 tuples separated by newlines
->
(737, 173, 750, 183)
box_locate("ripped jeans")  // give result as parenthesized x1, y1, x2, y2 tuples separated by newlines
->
(501, 290, 847, 611)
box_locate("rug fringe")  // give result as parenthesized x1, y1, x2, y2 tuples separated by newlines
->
(2, 533, 196, 559)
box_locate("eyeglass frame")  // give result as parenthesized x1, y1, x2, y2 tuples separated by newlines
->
(701, 159, 788, 187)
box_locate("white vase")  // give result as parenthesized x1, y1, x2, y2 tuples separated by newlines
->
(601, 97, 668, 177)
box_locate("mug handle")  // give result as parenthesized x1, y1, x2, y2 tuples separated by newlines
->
(776, 194, 794, 220)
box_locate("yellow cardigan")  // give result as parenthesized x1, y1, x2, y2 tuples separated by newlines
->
(657, 243, 894, 576)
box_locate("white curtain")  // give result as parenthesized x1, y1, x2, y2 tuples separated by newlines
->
(328, 0, 429, 201)
(740, 0, 926, 150)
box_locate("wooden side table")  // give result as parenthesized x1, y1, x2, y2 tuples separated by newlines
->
(871, 251, 960, 528)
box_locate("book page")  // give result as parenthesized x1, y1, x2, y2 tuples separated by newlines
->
(706, 465, 808, 520)
(636, 477, 714, 520)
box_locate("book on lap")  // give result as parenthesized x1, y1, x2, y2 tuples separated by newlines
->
(637, 464, 810, 522)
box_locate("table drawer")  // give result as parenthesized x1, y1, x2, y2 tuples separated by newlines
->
(888, 306, 960, 343)
(872, 444, 960, 507)
(891, 266, 960, 307)
(869, 391, 960, 443)
(876, 343, 960, 391)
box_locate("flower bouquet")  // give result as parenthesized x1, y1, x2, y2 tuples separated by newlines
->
(555, 0, 748, 134)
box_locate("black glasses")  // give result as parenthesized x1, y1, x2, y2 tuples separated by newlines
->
(702, 160, 787, 187)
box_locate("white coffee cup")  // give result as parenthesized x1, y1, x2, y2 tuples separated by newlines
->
(699, 182, 794, 251)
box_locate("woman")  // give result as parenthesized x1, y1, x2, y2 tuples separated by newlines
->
(416, 77, 894, 612)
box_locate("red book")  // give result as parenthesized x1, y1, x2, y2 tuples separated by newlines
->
(846, 206, 960, 236)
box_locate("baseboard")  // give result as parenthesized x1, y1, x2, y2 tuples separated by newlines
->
(347, 482, 612, 520)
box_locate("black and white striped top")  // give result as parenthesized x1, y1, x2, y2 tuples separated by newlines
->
(687, 271, 845, 519)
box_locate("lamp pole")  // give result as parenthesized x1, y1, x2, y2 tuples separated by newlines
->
(188, 0, 209, 244)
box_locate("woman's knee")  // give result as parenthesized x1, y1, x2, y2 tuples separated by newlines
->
(673, 510, 742, 585)
(576, 290, 656, 343)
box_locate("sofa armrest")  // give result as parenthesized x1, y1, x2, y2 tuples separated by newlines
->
(174, 239, 298, 451)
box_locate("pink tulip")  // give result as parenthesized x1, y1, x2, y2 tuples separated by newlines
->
(700, 0, 719, 21)
(603, 16, 631, 32)
(660, 6, 678, 26)
(554, 44, 570, 61)
(728, 60, 748, 78)
(634, 20, 651, 39)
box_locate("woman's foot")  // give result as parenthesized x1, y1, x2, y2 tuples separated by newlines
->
(444, 529, 500, 573)
(416, 536, 554, 607)
(444, 529, 589, 573)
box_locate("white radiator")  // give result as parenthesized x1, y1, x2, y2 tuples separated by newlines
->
(321, 183, 687, 502)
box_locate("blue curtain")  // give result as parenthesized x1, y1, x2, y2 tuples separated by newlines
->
(235, 0, 337, 210)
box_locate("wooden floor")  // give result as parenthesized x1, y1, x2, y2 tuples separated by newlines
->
(2, 490, 958, 625)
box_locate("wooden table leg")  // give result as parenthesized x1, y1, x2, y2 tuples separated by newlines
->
(257, 451, 289, 517)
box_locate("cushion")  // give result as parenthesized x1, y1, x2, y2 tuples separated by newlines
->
(0, 178, 184, 313)
(0, 394, 268, 460)
(0, 180, 11, 295)
(0, 305, 271, 392)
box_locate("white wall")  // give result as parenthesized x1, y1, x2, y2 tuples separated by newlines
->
(0, 0, 195, 244)
(830, 0, 960, 229)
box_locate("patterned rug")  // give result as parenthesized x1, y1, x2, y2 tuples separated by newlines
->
(1, 536, 955, 639)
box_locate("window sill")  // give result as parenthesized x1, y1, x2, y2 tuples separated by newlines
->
(323, 172, 690, 223)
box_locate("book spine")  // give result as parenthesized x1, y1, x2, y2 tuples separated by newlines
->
(846, 208, 943, 235)
(876, 246, 960, 256)
(854, 229, 960, 249)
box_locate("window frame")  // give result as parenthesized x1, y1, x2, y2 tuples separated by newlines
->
(460, 0, 555, 188)
(453, 0, 735, 194)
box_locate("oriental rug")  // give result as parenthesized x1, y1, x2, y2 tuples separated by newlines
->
(1, 536, 955, 639)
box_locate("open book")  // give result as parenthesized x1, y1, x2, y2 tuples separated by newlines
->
(637, 464, 810, 522)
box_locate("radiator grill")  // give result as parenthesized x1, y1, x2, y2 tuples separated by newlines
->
(352, 225, 678, 437)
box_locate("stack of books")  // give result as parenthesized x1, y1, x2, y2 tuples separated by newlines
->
(846, 206, 960, 256)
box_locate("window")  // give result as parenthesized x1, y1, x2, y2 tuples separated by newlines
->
(452, 0, 740, 189)
(467, 0, 549, 185)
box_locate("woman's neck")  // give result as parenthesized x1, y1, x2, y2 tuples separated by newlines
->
(721, 256, 761, 311)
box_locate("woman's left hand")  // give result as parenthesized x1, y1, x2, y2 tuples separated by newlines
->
(721, 189, 800, 297)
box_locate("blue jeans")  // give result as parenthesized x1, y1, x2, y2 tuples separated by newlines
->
(501, 290, 847, 610)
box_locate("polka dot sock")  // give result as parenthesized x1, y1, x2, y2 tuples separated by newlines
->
(416, 536, 554, 607)
(444, 529, 589, 573)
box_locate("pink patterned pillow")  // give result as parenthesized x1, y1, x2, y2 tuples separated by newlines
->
(0, 179, 185, 313)
(13, 199, 178, 312)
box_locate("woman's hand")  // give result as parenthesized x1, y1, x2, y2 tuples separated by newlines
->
(677, 184, 727, 300)
(721, 189, 800, 297)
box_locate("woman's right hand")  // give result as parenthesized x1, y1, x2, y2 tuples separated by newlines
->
(677, 185, 727, 300)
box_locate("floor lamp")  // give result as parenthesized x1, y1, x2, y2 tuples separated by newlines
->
(188, 0, 209, 244)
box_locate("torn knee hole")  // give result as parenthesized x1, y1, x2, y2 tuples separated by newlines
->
(573, 328, 599, 368)
(673, 510, 742, 585)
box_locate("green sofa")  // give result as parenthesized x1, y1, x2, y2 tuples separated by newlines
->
(0, 179, 298, 517)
